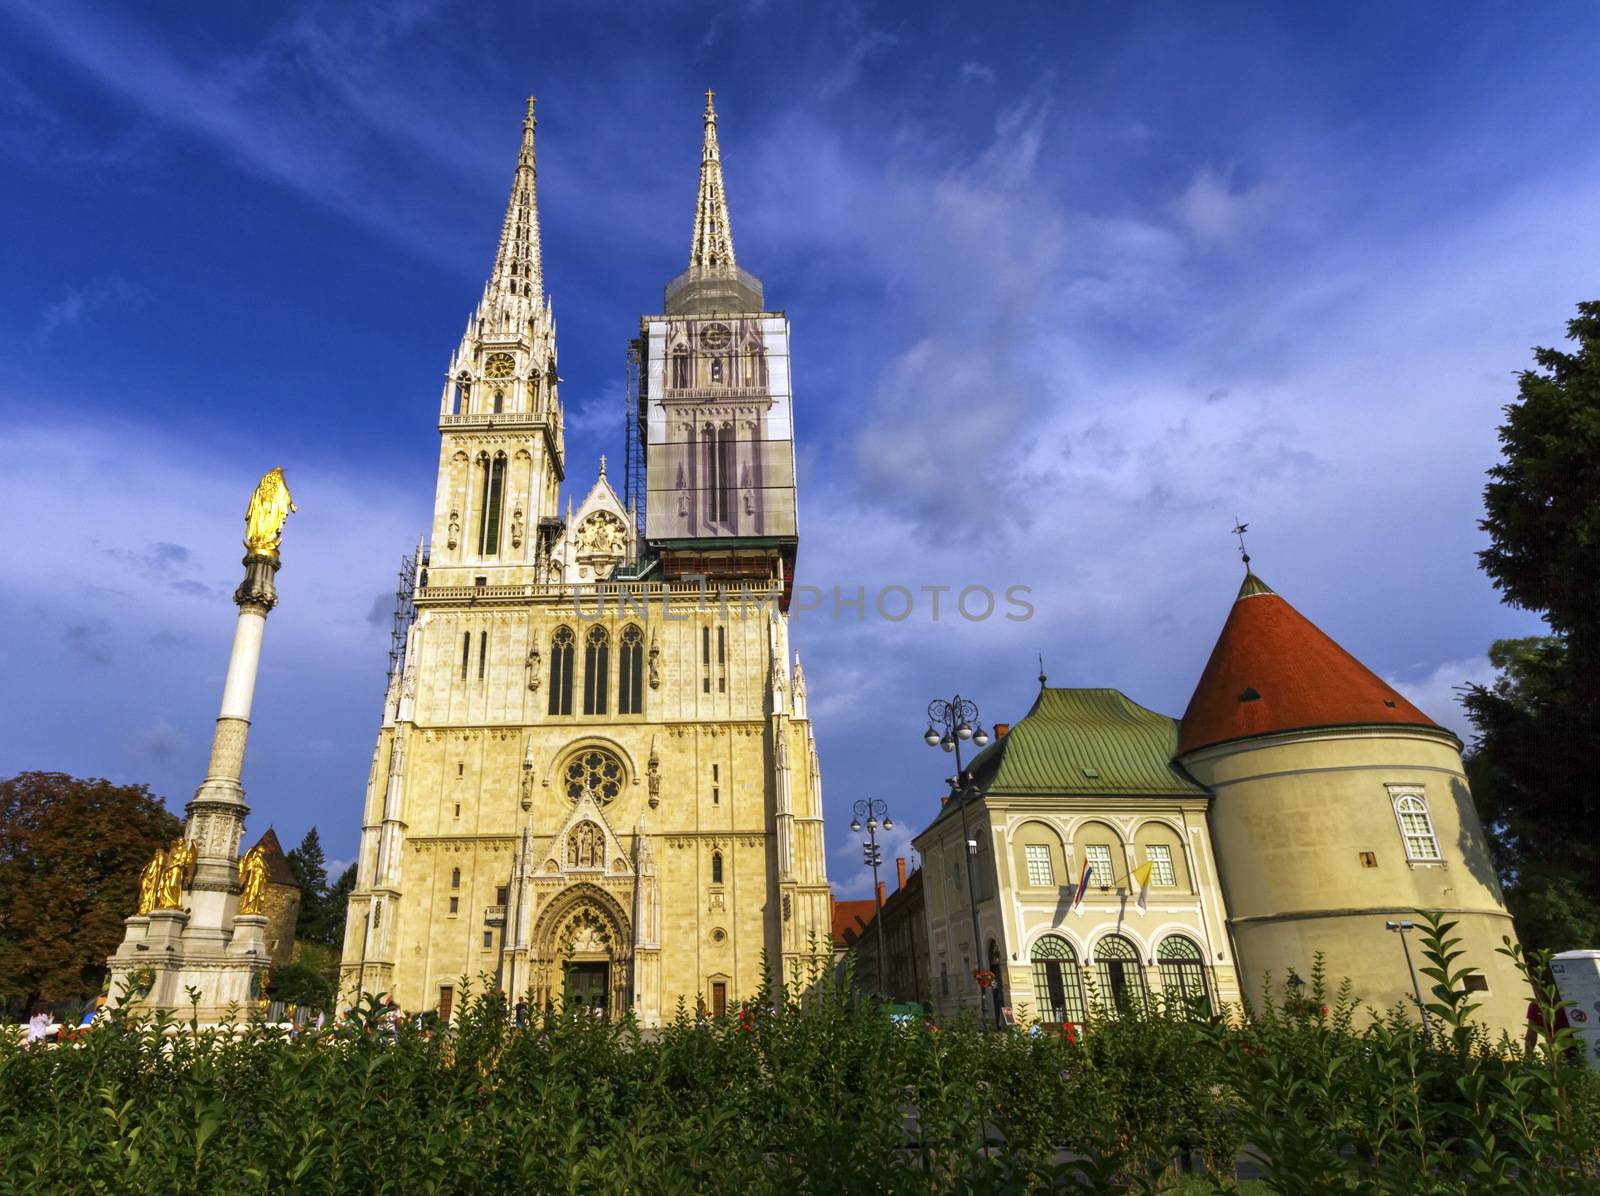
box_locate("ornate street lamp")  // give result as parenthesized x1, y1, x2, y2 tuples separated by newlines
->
(850, 798, 894, 996)
(924, 695, 992, 1026)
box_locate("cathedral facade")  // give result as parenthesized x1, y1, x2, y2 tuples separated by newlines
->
(337, 96, 831, 1024)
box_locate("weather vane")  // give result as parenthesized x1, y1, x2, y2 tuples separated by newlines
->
(1232, 517, 1251, 570)
(1038, 652, 1047, 689)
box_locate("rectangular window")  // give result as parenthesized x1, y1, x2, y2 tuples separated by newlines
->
(713, 787, 720, 806)
(1025, 844, 1054, 887)
(496, 886, 508, 905)
(461, 631, 471, 680)
(439, 985, 454, 1022)
(478, 630, 487, 680)
(1359, 851, 1377, 868)
(1083, 844, 1114, 888)
(1145, 845, 1175, 887)
(449, 896, 459, 914)
(717, 626, 726, 692)
(482, 930, 493, 949)
(702, 626, 711, 693)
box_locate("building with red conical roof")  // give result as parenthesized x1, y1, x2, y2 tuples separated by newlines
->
(1180, 571, 1523, 1032)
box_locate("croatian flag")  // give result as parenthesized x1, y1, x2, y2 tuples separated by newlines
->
(1071, 861, 1093, 916)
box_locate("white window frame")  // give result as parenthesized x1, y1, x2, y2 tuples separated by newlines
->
(1145, 844, 1176, 887)
(1082, 843, 1114, 888)
(1024, 844, 1054, 887)
(1388, 786, 1444, 865)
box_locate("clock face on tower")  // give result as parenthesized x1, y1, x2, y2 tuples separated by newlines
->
(485, 353, 515, 379)
(699, 323, 731, 352)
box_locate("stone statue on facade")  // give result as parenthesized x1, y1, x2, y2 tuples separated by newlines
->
(243, 467, 296, 558)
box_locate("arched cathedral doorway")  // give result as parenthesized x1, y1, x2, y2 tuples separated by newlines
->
(528, 881, 633, 1019)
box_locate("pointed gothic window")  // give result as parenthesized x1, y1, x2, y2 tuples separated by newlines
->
(618, 625, 644, 715)
(583, 625, 610, 716)
(710, 357, 723, 383)
(548, 627, 575, 716)
(672, 346, 690, 390)
(493, 390, 504, 414)
(711, 852, 724, 885)
(477, 454, 507, 556)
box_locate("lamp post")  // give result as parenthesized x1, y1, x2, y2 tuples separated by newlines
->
(850, 799, 894, 996)
(923, 696, 992, 1026)
(1385, 919, 1432, 1035)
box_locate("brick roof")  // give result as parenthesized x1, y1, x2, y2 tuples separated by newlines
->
(831, 897, 876, 947)
(1178, 572, 1439, 756)
(249, 828, 301, 888)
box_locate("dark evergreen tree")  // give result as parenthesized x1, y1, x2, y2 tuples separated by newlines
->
(285, 827, 330, 944)
(1466, 302, 1600, 950)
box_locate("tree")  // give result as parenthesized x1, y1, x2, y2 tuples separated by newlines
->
(285, 827, 329, 944)
(322, 862, 356, 949)
(1467, 301, 1600, 950)
(0, 773, 180, 1015)
(1478, 301, 1600, 677)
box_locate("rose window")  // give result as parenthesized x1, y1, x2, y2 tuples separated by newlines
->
(564, 749, 624, 803)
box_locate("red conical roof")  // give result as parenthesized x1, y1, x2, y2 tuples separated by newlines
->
(1178, 572, 1439, 755)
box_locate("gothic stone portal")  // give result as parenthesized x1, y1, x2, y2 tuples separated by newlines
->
(531, 882, 633, 1019)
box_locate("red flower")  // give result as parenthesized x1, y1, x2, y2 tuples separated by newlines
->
(973, 969, 996, 989)
(1060, 1022, 1078, 1046)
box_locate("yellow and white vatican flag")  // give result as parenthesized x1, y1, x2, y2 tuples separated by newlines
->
(1131, 861, 1155, 913)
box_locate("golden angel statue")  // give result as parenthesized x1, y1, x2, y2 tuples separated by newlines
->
(154, 837, 198, 910)
(135, 847, 165, 916)
(243, 466, 297, 557)
(237, 843, 269, 915)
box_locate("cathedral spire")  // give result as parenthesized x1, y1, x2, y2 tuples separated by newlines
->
(488, 98, 543, 307)
(689, 90, 736, 271)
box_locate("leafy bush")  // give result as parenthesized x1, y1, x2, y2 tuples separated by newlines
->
(0, 926, 1595, 1194)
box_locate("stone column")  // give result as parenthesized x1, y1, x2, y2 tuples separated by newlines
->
(182, 552, 280, 947)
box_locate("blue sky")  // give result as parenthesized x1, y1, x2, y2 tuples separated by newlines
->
(2, 1, 1595, 893)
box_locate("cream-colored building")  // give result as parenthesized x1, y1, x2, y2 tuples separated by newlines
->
(915, 571, 1525, 1035)
(915, 688, 1241, 1026)
(338, 96, 831, 1024)
(1180, 571, 1525, 1033)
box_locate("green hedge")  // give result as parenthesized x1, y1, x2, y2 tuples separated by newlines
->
(1, 917, 1595, 1194)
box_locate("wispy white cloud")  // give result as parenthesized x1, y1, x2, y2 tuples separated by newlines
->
(40, 274, 144, 337)
(1386, 656, 1497, 745)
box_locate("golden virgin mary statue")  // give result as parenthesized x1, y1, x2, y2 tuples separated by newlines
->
(244, 467, 296, 558)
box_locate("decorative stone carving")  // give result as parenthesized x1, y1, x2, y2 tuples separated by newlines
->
(574, 511, 627, 559)
(525, 646, 541, 692)
(447, 510, 460, 549)
(511, 508, 524, 549)
(648, 629, 660, 689)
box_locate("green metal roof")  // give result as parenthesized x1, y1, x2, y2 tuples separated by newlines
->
(967, 687, 1205, 798)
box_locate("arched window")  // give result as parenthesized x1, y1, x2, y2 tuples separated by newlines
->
(703, 423, 735, 528)
(492, 389, 504, 414)
(1030, 935, 1086, 1027)
(1393, 792, 1442, 862)
(711, 852, 723, 885)
(583, 625, 610, 716)
(671, 346, 689, 389)
(1157, 936, 1210, 1015)
(548, 627, 575, 716)
(1094, 934, 1147, 1015)
(450, 868, 460, 889)
(477, 453, 506, 556)
(618, 624, 644, 715)
(453, 374, 469, 415)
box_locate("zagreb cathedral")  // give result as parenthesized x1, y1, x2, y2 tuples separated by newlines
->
(338, 96, 832, 1024)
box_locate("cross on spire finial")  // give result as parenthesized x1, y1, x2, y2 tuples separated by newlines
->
(688, 89, 735, 270)
(1232, 517, 1252, 570)
(1038, 653, 1048, 690)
